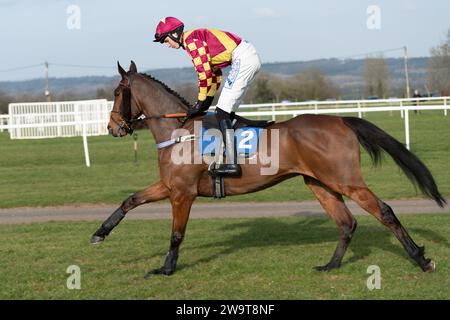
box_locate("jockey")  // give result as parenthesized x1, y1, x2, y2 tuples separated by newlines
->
(153, 17, 262, 176)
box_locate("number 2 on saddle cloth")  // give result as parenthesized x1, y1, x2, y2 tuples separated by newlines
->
(200, 126, 261, 158)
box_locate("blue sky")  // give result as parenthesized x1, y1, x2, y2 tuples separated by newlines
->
(0, 0, 448, 81)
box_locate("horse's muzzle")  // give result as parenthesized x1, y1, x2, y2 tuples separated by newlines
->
(107, 124, 120, 137)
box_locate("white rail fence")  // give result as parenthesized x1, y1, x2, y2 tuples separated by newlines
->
(233, 96, 448, 119)
(7, 99, 110, 139)
(0, 96, 449, 167)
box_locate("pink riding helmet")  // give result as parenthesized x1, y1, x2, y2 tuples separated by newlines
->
(153, 17, 184, 43)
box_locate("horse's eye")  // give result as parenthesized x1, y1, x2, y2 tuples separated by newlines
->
(114, 89, 120, 96)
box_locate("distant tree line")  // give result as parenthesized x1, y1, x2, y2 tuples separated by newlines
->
(244, 69, 340, 103)
(0, 90, 9, 114)
(0, 84, 116, 114)
(166, 68, 341, 106)
(97, 69, 341, 107)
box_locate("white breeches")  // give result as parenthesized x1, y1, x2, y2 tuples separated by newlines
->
(216, 40, 261, 113)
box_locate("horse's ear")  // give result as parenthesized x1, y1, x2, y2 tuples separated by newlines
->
(117, 61, 127, 79)
(129, 61, 137, 74)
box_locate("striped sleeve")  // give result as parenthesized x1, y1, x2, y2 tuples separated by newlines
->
(208, 68, 222, 98)
(185, 38, 220, 101)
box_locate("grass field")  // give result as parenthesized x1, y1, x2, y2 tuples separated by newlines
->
(0, 214, 449, 299)
(1, 111, 449, 208)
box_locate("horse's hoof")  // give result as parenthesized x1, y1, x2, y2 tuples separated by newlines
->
(314, 263, 339, 272)
(90, 235, 105, 245)
(314, 265, 331, 272)
(423, 260, 436, 272)
(144, 267, 174, 279)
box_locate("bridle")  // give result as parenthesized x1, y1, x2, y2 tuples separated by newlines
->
(109, 81, 135, 135)
(110, 78, 191, 135)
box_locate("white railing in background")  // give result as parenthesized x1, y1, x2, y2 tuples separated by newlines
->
(232, 96, 449, 150)
(232, 96, 448, 120)
(7, 99, 110, 140)
(107, 100, 114, 111)
(0, 114, 8, 132)
(0, 96, 448, 167)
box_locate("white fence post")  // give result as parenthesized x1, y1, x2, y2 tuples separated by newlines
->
(400, 101, 404, 119)
(0, 115, 8, 132)
(82, 122, 91, 167)
(357, 101, 362, 118)
(445, 97, 447, 116)
(404, 106, 410, 150)
(56, 102, 62, 137)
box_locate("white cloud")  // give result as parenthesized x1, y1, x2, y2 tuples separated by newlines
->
(253, 7, 281, 19)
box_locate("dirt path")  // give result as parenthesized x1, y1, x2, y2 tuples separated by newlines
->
(0, 198, 449, 224)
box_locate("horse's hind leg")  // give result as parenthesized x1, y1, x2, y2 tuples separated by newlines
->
(90, 181, 170, 244)
(341, 186, 435, 272)
(304, 177, 357, 271)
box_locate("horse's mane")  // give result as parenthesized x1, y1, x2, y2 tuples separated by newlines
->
(139, 73, 192, 110)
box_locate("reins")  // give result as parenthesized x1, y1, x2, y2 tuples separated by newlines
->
(129, 112, 188, 123)
(129, 112, 190, 129)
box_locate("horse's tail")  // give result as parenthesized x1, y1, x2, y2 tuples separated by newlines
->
(342, 116, 446, 208)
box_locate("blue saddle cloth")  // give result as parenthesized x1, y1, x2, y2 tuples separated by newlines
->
(200, 126, 261, 157)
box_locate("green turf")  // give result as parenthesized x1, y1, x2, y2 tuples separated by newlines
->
(0, 111, 449, 208)
(0, 214, 449, 299)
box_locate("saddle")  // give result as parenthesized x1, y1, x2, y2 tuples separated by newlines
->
(200, 112, 274, 199)
(201, 112, 274, 130)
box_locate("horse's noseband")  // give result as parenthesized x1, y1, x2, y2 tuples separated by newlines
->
(110, 110, 135, 135)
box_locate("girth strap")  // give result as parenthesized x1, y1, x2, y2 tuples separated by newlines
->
(209, 161, 226, 199)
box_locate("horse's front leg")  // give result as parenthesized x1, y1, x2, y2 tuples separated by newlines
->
(145, 190, 196, 277)
(90, 181, 170, 244)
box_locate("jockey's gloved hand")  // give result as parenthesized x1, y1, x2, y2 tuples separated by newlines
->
(202, 96, 214, 109)
(187, 97, 214, 116)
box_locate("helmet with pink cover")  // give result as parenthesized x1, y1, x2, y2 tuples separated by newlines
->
(153, 17, 184, 43)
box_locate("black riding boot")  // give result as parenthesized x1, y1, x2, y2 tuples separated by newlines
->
(214, 109, 241, 176)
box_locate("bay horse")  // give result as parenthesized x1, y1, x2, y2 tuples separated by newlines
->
(91, 61, 445, 277)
